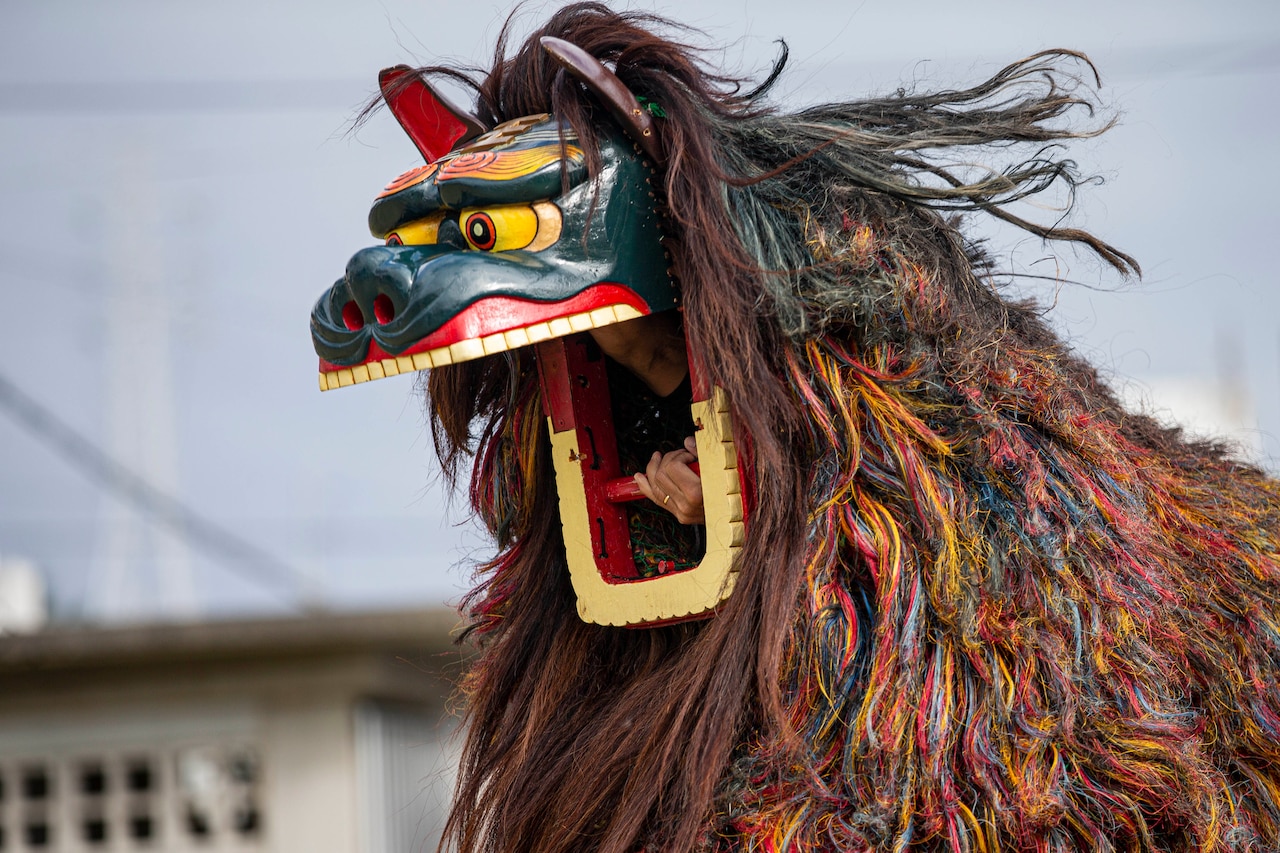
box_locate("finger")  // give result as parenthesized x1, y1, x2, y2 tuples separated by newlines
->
(645, 451, 664, 491)
(650, 457, 689, 515)
(676, 507, 705, 526)
(642, 452, 673, 509)
(654, 449, 700, 497)
(661, 478, 704, 525)
(652, 451, 704, 523)
(633, 472, 657, 504)
(684, 435, 698, 457)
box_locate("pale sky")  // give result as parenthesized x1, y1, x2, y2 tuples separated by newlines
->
(1, 0, 1277, 622)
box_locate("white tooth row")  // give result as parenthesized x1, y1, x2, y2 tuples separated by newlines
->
(319, 303, 644, 391)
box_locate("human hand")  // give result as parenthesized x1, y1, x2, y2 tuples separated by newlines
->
(634, 436, 704, 525)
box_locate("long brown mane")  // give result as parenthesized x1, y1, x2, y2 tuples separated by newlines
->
(420, 5, 1280, 852)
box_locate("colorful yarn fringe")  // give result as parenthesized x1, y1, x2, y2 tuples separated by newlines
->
(422, 21, 1280, 850)
(712, 229, 1280, 851)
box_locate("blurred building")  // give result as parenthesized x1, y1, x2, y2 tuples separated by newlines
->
(0, 609, 462, 853)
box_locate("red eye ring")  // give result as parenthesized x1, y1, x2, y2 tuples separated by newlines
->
(385, 233, 403, 246)
(465, 212, 497, 251)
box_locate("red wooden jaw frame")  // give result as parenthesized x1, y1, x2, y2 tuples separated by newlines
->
(536, 334, 751, 626)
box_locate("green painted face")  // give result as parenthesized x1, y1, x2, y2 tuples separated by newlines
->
(310, 114, 678, 389)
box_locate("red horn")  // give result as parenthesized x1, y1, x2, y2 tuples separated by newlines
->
(378, 65, 489, 163)
(539, 37, 664, 166)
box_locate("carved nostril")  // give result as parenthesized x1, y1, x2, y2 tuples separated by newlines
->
(373, 293, 396, 324)
(342, 301, 365, 331)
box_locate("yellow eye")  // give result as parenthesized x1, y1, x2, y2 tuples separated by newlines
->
(460, 202, 561, 252)
(385, 203, 561, 251)
(386, 211, 444, 246)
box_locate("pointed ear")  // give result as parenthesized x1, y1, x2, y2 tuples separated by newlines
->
(378, 65, 489, 163)
(539, 37, 664, 166)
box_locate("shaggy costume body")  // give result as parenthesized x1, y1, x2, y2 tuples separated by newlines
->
(320, 6, 1280, 852)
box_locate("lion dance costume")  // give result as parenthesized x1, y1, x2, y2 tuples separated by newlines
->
(310, 6, 1280, 852)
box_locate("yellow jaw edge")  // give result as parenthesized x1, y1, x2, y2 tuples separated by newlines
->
(550, 388, 745, 626)
(318, 303, 645, 391)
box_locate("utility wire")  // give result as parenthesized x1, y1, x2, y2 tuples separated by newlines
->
(0, 371, 320, 612)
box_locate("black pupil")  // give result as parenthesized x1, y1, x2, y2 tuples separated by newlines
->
(468, 214, 495, 249)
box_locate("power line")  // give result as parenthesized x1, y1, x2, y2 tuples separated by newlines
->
(0, 371, 320, 612)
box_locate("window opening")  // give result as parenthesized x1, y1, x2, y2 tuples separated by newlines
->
(21, 767, 49, 801)
(80, 762, 107, 796)
(82, 816, 108, 845)
(185, 805, 211, 838)
(234, 803, 261, 836)
(24, 821, 50, 848)
(126, 760, 153, 793)
(129, 813, 155, 842)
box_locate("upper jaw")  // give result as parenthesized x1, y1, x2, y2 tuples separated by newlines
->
(311, 243, 616, 367)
